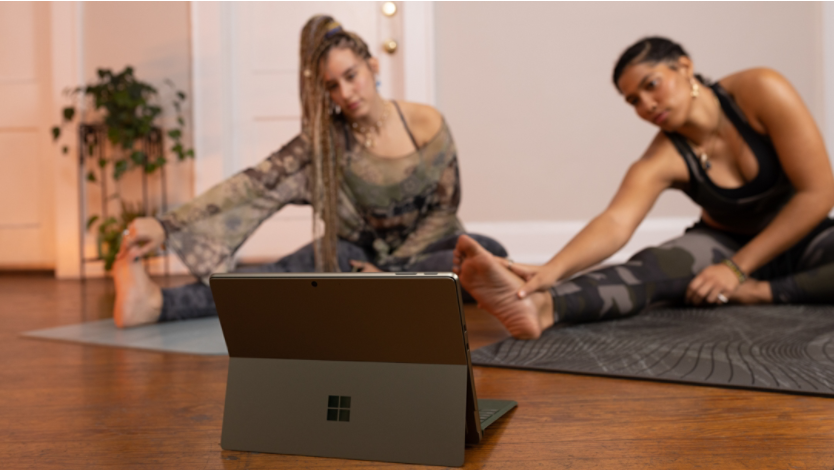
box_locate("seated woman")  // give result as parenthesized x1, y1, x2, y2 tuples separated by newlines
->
(455, 37, 834, 339)
(114, 15, 506, 328)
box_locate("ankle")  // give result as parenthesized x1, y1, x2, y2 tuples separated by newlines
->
(755, 280, 773, 303)
(532, 291, 555, 331)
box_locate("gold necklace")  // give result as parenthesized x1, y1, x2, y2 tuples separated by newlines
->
(689, 93, 723, 171)
(350, 101, 390, 149)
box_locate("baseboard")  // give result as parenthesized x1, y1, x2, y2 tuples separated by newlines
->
(464, 217, 698, 265)
(77, 253, 193, 278)
(238, 215, 699, 267)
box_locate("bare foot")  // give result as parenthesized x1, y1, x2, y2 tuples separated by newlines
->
(112, 254, 163, 328)
(454, 235, 554, 339)
(730, 279, 773, 305)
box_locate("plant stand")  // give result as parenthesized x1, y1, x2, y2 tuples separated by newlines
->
(77, 123, 170, 280)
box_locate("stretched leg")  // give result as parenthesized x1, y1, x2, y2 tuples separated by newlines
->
(550, 228, 738, 323)
(456, 227, 740, 337)
(453, 235, 553, 339)
(121, 240, 373, 327)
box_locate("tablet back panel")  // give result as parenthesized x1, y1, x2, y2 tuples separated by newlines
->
(211, 274, 469, 466)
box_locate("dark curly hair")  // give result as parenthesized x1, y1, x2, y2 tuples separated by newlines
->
(612, 37, 703, 89)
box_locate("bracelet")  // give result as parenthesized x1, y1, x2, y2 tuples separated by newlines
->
(721, 258, 748, 283)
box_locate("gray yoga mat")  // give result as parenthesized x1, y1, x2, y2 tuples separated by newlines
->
(471, 305, 834, 396)
(21, 317, 228, 355)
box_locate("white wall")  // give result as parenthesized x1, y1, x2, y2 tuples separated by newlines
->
(436, 2, 824, 263)
(13, 2, 831, 273)
(82, 2, 193, 272)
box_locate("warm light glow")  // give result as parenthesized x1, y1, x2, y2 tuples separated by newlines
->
(381, 2, 397, 17)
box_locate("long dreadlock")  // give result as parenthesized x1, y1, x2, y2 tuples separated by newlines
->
(299, 15, 372, 272)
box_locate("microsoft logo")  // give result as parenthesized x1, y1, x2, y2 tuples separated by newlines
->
(327, 395, 351, 422)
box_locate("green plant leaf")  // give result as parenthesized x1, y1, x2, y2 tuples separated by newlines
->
(86, 215, 99, 230)
(98, 157, 107, 168)
(62, 146, 69, 154)
(177, 91, 186, 100)
(113, 159, 128, 180)
(167, 129, 181, 139)
(87, 171, 97, 182)
(62, 107, 75, 122)
(130, 150, 146, 165)
(51, 126, 61, 141)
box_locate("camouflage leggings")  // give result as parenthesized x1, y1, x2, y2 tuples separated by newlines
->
(158, 232, 506, 322)
(551, 219, 834, 324)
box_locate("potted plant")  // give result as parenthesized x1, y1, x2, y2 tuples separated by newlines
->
(51, 66, 194, 270)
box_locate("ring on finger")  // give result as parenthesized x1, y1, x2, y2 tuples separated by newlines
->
(506, 258, 514, 268)
(717, 293, 729, 304)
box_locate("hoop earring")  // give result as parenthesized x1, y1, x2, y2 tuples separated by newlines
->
(331, 104, 341, 115)
(690, 78, 700, 99)
(375, 77, 381, 88)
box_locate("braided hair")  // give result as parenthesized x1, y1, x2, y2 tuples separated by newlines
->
(299, 15, 372, 271)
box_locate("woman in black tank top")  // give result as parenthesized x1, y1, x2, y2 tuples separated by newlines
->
(453, 37, 834, 340)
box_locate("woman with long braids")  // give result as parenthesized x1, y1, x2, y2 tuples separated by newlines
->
(113, 15, 506, 327)
(455, 37, 834, 339)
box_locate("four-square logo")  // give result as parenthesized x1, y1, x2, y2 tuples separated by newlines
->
(327, 395, 351, 422)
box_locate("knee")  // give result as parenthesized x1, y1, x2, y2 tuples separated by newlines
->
(627, 246, 698, 278)
(801, 226, 834, 268)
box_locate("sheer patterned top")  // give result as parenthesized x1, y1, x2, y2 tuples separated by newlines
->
(159, 102, 463, 282)
(665, 82, 794, 233)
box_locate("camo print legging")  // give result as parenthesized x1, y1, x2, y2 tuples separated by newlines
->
(158, 233, 506, 322)
(551, 219, 834, 324)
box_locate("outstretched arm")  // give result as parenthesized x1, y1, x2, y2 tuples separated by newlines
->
(517, 135, 685, 297)
(122, 135, 312, 283)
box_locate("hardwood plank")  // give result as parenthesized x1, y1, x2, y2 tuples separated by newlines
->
(1, 276, 833, 469)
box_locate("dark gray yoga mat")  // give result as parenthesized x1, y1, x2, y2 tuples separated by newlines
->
(21, 317, 228, 355)
(471, 305, 834, 396)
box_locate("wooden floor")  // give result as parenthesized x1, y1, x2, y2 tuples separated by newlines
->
(2, 274, 834, 469)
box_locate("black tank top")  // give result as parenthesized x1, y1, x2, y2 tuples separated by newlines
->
(666, 83, 794, 234)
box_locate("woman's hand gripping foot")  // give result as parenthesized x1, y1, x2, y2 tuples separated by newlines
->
(453, 235, 554, 339)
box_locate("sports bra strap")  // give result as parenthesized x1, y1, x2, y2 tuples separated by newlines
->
(392, 101, 420, 151)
